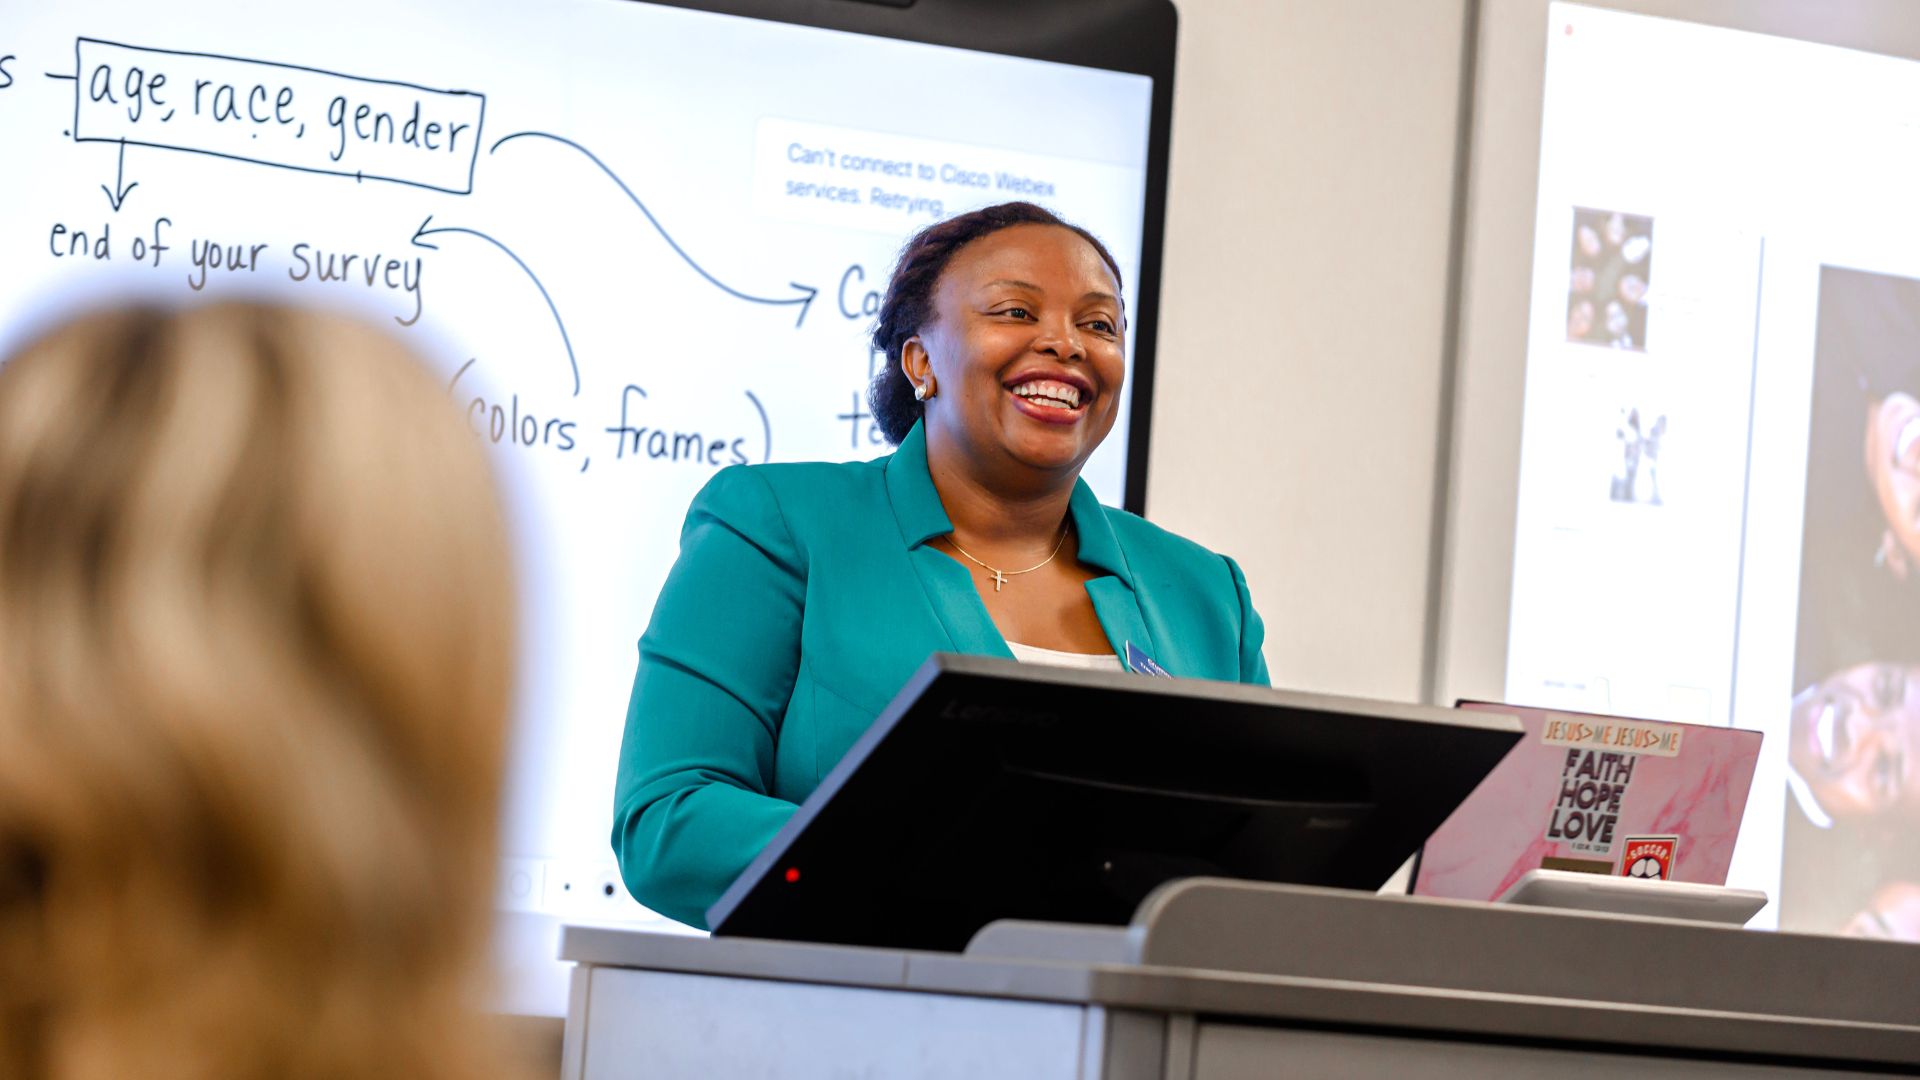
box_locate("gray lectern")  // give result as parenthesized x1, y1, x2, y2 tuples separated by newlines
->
(567, 661, 1920, 1076)
(559, 878, 1920, 1078)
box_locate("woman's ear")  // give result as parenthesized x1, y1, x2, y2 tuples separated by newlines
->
(902, 337, 936, 401)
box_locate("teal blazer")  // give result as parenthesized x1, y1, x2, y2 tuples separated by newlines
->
(612, 422, 1270, 928)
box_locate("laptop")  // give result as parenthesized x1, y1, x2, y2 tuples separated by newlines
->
(1410, 701, 1762, 902)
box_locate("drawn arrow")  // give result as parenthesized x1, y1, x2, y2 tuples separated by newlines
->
(101, 139, 137, 211)
(413, 215, 581, 397)
(491, 131, 820, 328)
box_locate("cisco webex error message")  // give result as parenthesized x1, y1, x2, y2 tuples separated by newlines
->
(73, 39, 484, 193)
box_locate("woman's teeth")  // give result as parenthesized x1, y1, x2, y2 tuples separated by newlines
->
(1011, 380, 1082, 409)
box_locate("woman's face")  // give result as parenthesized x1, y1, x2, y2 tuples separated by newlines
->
(1604, 212, 1627, 248)
(908, 224, 1125, 477)
(1790, 661, 1920, 822)
(1568, 299, 1595, 338)
(1865, 391, 1920, 570)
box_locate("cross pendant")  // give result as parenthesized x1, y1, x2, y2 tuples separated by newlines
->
(990, 569, 1007, 592)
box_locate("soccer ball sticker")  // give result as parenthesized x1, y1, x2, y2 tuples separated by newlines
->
(1618, 836, 1679, 881)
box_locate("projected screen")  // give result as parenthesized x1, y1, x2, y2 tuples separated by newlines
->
(1509, 3, 1920, 940)
(0, 1, 1154, 1011)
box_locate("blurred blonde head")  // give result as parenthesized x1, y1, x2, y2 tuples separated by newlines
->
(0, 302, 514, 1080)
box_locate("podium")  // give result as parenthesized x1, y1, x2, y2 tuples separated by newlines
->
(558, 879, 1920, 1078)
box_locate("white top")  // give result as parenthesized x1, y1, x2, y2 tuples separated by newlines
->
(1005, 641, 1127, 672)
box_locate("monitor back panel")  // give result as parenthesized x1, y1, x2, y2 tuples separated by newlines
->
(710, 655, 1522, 950)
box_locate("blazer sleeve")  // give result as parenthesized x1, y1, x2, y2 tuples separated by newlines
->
(612, 466, 804, 928)
(1226, 555, 1271, 687)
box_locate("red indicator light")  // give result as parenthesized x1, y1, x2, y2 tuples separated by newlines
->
(784, 867, 801, 884)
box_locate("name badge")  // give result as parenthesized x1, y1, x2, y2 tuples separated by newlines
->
(1125, 641, 1171, 678)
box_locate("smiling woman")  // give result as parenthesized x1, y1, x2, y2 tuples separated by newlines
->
(611, 202, 1270, 928)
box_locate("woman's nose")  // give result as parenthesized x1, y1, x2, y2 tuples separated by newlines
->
(1032, 316, 1085, 360)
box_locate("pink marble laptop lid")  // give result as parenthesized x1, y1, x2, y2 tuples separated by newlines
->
(1411, 702, 1762, 901)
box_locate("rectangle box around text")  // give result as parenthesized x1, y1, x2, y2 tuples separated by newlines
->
(72, 39, 485, 194)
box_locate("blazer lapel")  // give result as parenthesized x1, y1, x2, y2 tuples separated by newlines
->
(884, 423, 1014, 660)
(1067, 480, 1161, 669)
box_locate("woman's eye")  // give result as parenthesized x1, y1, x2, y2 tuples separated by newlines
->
(1875, 666, 1909, 709)
(1872, 750, 1900, 804)
(1086, 319, 1116, 335)
(997, 306, 1032, 320)
(1816, 695, 1855, 768)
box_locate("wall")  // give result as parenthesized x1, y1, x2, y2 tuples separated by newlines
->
(1147, 0, 1474, 702)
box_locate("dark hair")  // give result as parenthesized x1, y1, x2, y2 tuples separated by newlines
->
(867, 202, 1123, 445)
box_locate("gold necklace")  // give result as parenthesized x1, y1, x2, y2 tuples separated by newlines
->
(945, 525, 1070, 592)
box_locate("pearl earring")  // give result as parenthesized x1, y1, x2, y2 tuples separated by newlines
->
(914, 382, 935, 402)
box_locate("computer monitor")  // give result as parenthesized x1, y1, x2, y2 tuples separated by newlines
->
(710, 655, 1524, 950)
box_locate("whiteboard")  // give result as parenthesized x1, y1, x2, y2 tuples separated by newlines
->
(0, 0, 1156, 1013)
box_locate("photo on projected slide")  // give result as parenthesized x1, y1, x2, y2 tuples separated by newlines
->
(1567, 207, 1652, 351)
(1783, 266, 1920, 942)
(1609, 405, 1666, 507)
